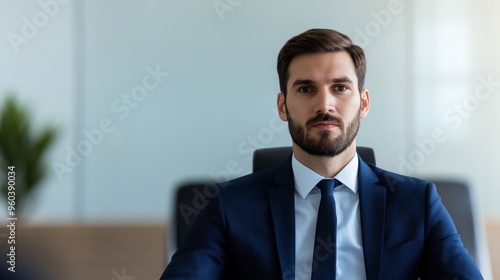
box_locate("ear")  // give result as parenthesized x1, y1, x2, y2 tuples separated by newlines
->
(277, 92, 288, 121)
(360, 89, 370, 118)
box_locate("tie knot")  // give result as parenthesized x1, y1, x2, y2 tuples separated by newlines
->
(316, 179, 340, 196)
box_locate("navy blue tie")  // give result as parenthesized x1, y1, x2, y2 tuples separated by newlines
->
(311, 179, 340, 280)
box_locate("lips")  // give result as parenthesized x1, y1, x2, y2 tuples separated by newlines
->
(312, 122, 338, 127)
(311, 121, 339, 129)
(306, 113, 344, 131)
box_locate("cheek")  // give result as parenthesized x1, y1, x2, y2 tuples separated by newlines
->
(286, 105, 307, 122)
(339, 100, 361, 120)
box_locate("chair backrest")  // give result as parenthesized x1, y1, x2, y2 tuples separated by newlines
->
(424, 180, 479, 262)
(173, 181, 215, 249)
(428, 179, 492, 277)
(252, 146, 376, 172)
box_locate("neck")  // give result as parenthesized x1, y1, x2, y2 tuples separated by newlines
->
(292, 141, 357, 178)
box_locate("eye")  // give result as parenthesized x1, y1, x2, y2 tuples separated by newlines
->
(298, 86, 313, 94)
(334, 85, 348, 92)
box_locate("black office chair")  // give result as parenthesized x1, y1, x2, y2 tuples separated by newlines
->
(423, 179, 491, 277)
(427, 180, 477, 259)
(172, 180, 216, 249)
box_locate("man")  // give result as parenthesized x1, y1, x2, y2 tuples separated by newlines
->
(160, 29, 483, 279)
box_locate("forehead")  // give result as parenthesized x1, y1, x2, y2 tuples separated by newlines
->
(287, 51, 358, 87)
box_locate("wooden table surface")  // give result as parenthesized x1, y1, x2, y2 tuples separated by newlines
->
(1, 221, 498, 280)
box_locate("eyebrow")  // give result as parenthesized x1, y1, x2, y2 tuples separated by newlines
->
(291, 76, 354, 88)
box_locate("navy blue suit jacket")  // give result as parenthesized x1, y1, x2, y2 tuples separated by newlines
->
(161, 156, 483, 279)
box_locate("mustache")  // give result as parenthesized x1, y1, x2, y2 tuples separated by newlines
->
(306, 113, 344, 128)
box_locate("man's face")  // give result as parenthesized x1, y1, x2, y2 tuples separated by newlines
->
(277, 51, 370, 157)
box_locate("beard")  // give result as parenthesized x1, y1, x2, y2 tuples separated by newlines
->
(286, 107, 361, 157)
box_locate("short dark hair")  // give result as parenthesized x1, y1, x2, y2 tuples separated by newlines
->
(277, 28, 366, 94)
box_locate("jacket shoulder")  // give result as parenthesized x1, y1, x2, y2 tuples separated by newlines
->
(216, 167, 279, 195)
(364, 162, 433, 192)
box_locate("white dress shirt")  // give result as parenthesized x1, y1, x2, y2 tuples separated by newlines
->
(292, 153, 366, 280)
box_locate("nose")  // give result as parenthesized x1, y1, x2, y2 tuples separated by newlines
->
(314, 86, 336, 114)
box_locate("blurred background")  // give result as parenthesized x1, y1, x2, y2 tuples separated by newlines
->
(1, 0, 499, 279)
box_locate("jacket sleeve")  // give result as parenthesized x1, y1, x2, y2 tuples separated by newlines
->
(420, 183, 483, 279)
(159, 184, 228, 280)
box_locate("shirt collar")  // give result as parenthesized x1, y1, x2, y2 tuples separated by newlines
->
(292, 153, 359, 199)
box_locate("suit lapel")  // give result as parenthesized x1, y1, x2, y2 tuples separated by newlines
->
(358, 158, 386, 280)
(267, 156, 296, 279)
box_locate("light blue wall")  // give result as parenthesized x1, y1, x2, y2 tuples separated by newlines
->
(77, 0, 409, 223)
(2, 0, 498, 224)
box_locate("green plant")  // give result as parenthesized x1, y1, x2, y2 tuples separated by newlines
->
(0, 95, 57, 214)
